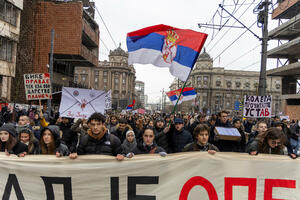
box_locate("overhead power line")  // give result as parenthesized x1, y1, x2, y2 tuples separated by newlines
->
(213, 20, 257, 62)
(93, 5, 118, 49)
(100, 38, 110, 53)
(224, 44, 260, 68)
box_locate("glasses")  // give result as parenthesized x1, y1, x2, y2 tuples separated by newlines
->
(271, 140, 281, 146)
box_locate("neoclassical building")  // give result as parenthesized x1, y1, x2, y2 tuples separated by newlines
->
(75, 45, 136, 110)
(170, 50, 282, 115)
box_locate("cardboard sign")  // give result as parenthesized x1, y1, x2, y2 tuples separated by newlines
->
(59, 87, 110, 119)
(24, 73, 52, 100)
(243, 95, 272, 118)
(214, 127, 241, 141)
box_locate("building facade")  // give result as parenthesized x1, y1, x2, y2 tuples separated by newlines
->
(135, 81, 145, 108)
(11, 0, 99, 103)
(266, 0, 300, 120)
(0, 0, 23, 102)
(170, 50, 282, 115)
(75, 46, 136, 110)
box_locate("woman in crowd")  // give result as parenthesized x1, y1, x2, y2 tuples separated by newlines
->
(132, 127, 166, 155)
(18, 128, 39, 154)
(0, 124, 28, 156)
(183, 124, 219, 154)
(107, 115, 118, 133)
(37, 125, 70, 157)
(121, 130, 137, 155)
(247, 127, 286, 155)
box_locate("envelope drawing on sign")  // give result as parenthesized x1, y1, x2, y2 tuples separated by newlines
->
(59, 87, 106, 119)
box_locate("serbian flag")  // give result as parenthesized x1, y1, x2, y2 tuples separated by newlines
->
(127, 100, 136, 110)
(126, 24, 207, 81)
(166, 87, 196, 105)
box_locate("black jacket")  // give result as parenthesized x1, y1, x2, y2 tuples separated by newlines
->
(112, 125, 132, 144)
(1, 141, 28, 155)
(170, 128, 193, 153)
(183, 142, 219, 152)
(58, 122, 77, 152)
(36, 125, 70, 156)
(132, 139, 166, 155)
(77, 132, 123, 156)
(154, 127, 169, 152)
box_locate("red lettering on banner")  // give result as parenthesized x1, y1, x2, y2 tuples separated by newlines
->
(265, 108, 269, 117)
(179, 176, 218, 200)
(264, 179, 296, 200)
(260, 109, 265, 117)
(224, 177, 257, 200)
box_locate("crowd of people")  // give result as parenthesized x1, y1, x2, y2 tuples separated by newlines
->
(0, 104, 299, 160)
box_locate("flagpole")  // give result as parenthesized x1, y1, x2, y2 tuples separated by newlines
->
(167, 70, 193, 127)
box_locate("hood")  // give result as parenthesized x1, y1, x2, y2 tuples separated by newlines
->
(41, 125, 60, 142)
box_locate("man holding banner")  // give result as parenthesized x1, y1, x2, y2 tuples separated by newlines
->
(69, 113, 124, 161)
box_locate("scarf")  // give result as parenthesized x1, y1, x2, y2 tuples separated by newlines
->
(87, 127, 107, 141)
(122, 138, 137, 153)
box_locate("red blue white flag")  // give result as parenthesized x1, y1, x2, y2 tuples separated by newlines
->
(166, 87, 197, 105)
(126, 24, 207, 81)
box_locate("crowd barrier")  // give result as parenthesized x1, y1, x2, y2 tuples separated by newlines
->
(0, 152, 299, 199)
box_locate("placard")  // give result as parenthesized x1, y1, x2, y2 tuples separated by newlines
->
(24, 73, 52, 100)
(243, 95, 272, 118)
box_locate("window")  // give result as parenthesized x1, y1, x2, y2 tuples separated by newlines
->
(103, 78, 107, 83)
(103, 71, 107, 76)
(0, 37, 13, 62)
(95, 77, 98, 83)
(0, 2, 18, 26)
(123, 72, 126, 77)
(115, 78, 119, 83)
(275, 80, 281, 89)
(95, 71, 99, 76)
(245, 81, 250, 89)
(122, 79, 126, 84)
(226, 81, 232, 88)
(74, 75, 78, 83)
(203, 76, 208, 86)
(104, 85, 107, 90)
(216, 77, 221, 87)
(235, 80, 241, 88)
(81, 74, 87, 82)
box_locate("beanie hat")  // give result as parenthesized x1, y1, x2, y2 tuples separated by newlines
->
(126, 130, 135, 137)
(155, 117, 165, 124)
(0, 123, 16, 137)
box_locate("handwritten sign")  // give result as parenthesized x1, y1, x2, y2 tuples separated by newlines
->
(59, 87, 108, 119)
(24, 73, 52, 100)
(243, 95, 272, 118)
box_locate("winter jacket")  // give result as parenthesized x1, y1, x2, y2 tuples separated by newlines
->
(77, 132, 123, 156)
(170, 128, 193, 153)
(132, 139, 166, 155)
(183, 142, 219, 152)
(57, 122, 77, 153)
(154, 127, 169, 152)
(246, 139, 284, 155)
(36, 125, 70, 156)
(289, 123, 300, 141)
(1, 141, 28, 155)
(112, 124, 132, 144)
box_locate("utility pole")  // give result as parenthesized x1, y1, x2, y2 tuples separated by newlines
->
(258, 0, 269, 96)
(47, 29, 54, 115)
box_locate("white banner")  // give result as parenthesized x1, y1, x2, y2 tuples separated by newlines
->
(23, 73, 52, 100)
(243, 95, 272, 118)
(59, 87, 108, 119)
(0, 153, 299, 199)
(105, 90, 112, 110)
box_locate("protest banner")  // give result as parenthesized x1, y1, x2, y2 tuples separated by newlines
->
(105, 90, 112, 110)
(23, 73, 52, 100)
(243, 95, 272, 118)
(0, 153, 299, 199)
(59, 87, 110, 119)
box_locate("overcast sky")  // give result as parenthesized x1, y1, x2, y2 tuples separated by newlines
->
(94, 0, 281, 103)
